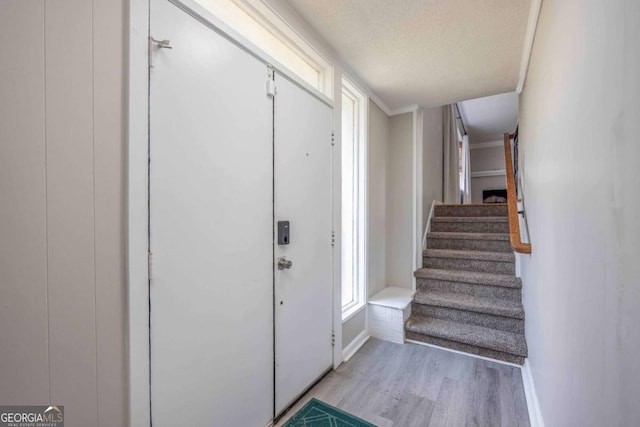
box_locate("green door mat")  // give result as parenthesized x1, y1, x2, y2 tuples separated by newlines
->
(283, 398, 376, 427)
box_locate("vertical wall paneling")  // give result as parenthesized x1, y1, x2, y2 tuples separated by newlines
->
(0, 0, 50, 404)
(93, 0, 127, 425)
(45, 0, 98, 424)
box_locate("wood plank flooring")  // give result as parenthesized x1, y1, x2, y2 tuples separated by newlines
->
(276, 338, 530, 427)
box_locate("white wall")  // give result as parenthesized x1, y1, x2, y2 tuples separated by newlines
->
(367, 100, 390, 298)
(470, 144, 507, 203)
(342, 310, 366, 348)
(471, 176, 506, 204)
(0, 1, 127, 425)
(518, 0, 640, 425)
(386, 112, 414, 290)
(422, 107, 444, 229)
(471, 145, 505, 171)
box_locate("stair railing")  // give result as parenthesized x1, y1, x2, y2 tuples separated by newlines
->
(503, 133, 532, 254)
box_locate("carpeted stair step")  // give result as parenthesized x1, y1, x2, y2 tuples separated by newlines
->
(423, 249, 515, 274)
(430, 216, 510, 233)
(427, 231, 511, 252)
(414, 290, 524, 319)
(415, 268, 521, 301)
(412, 290, 524, 333)
(412, 303, 524, 334)
(405, 315, 527, 365)
(434, 203, 508, 218)
(415, 268, 521, 287)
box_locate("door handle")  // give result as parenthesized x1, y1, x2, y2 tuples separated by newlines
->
(276, 256, 293, 270)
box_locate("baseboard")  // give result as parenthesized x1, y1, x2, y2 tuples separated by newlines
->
(406, 339, 522, 368)
(342, 330, 370, 362)
(521, 359, 545, 427)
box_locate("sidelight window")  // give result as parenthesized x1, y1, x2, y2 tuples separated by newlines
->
(341, 79, 367, 319)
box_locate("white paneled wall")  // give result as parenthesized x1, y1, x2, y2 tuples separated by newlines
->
(0, 1, 127, 425)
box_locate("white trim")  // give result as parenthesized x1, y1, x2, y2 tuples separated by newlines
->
(521, 359, 545, 427)
(167, 0, 334, 107)
(342, 330, 370, 362)
(471, 170, 506, 178)
(127, 0, 151, 425)
(412, 108, 424, 291)
(332, 87, 343, 368)
(237, 0, 334, 98)
(390, 104, 421, 116)
(340, 77, 368, 322)
(422, 200, 443, 250)
(516, 0, 543, 94)
(341, 303, 367, 324)
(470, 140, 503, 150)
(406, 339, 523, 369)
(248, 0, 393, 116)
(368, 92, 392, 117)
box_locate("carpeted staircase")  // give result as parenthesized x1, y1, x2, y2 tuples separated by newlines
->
(405, 203, 528, 365)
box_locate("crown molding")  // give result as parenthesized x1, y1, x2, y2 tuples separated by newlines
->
(389, 104, 421, 116)
(516, 0, 543, 94)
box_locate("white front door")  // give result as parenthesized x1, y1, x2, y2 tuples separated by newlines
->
(149, 0, 273, 425)
(273, 73, 334, 415)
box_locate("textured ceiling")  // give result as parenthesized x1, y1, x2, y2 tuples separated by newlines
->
(284, 0, 531, 109)
(458, 92, 519, 142)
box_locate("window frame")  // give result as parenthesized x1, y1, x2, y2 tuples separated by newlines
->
(194, 0, 334, 98)
(340, 78, 368, 321)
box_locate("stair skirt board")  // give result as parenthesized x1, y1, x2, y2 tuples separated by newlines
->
(405, 338, 524, 368)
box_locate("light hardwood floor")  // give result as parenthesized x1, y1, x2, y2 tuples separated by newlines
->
(276, 338, 530, 426)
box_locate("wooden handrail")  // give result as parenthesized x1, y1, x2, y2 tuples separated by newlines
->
(503, 133, 532, 254)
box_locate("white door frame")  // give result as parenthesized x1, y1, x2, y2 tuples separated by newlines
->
(126, 1, 338, 425)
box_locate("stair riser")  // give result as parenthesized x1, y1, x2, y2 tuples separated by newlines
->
(434, 205, 508, 217)
(423, 256, 515, 275)
(427, 238, 512, 252)
(412, 303, 524, 334)
(431, 222, 509, 233)
(405, 332, 524, 365)
(417, 278, 521, 301)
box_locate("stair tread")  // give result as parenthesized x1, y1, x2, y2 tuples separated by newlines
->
(428, 231, 509, 241)
(405, 315, 527, 357)
(414, 290, 524, 318)
(434, 204, 508, 218)
(438, 203, 507, 207)
(431, 216, 509, 223)
(423, 249, 514, 262)
(415, 268, 522, 288)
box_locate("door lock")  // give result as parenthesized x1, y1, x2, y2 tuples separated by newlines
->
(150, 37, 172, 49)
(276, 256, 293, 270)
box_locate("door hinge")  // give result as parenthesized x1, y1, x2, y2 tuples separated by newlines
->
(148, 251, 153, 282)
(331, 231, 335, 247)
(266, 65, 276, 97)
(331, 131, 335, 146)
(331, 331, 335, 346)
